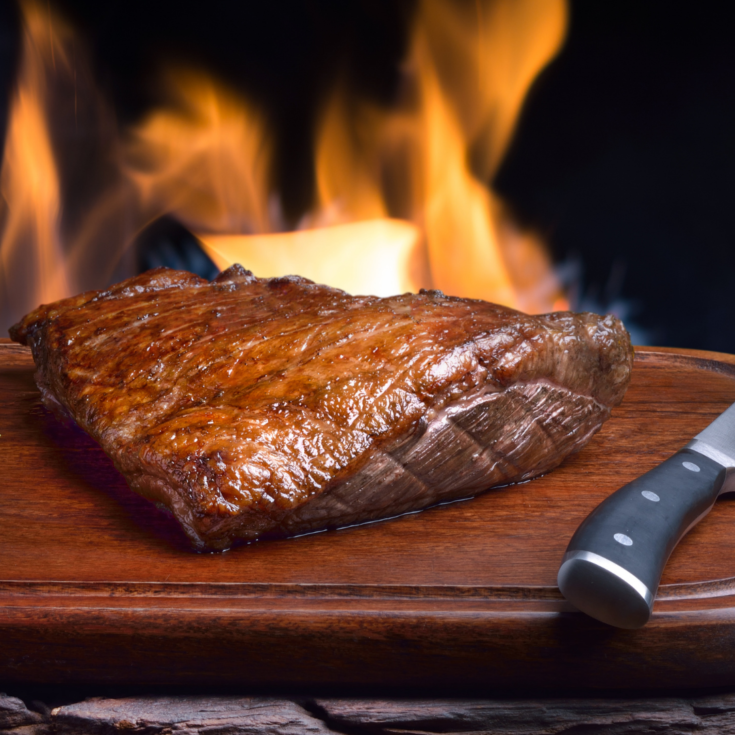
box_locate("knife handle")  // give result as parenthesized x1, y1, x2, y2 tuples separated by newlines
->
(557, 448, 726, 629)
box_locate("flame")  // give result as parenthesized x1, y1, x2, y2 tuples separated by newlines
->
(0, 2, 71, 322)
(1, 0, 569, 331)
(0, 1, 138, 328)
(203, 220, 420, 297)
(202, 0, 569, 309)
(125, 70, 274, 236)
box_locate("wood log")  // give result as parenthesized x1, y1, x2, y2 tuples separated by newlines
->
(315, 695, 735, 734)
(6, 693, 735, 734)
(0, 694, 47, 734)
(7, 693, 735, 734)
(52, 696, 334, 735)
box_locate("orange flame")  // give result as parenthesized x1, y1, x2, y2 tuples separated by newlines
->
(0, 1, 139, 328)
(202, 0, 568, 309)
(0, 2, 71, 322)
(1, 0, 568, 330)
(203, 220, 421, 298)
(125, 70, 274, 236)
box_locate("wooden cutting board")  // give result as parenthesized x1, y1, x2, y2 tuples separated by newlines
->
(2, 339, 735, 690)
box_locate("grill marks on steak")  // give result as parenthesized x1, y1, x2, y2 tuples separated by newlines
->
(11, 265, 633, 550)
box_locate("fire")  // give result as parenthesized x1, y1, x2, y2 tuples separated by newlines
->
(0, 2, 71, 323)
(125, 70, 274, 237)
(0, 1, 136, 328)
(0, 0, 569, 331)
(203, 220, 420, 298)
(412, 0, 565, 307)
(300, 0, 568, 309)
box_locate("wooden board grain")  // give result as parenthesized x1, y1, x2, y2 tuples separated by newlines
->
(2, 339, 735, 690)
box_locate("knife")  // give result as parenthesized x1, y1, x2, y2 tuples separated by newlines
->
(557, 403, 735, 629)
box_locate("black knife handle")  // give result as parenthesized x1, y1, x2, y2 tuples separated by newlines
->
(557, 448, 726, 629)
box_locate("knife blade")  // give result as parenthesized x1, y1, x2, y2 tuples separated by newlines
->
(557, 402, 735, 629)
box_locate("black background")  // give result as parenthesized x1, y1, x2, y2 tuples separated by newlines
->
(1, 0, 735, 350)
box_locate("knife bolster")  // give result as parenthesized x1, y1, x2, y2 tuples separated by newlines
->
(686, 439, 735, 495)
(558, 550, 653, 629)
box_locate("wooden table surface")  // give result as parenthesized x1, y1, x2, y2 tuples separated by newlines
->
(3, 340, 735, 690)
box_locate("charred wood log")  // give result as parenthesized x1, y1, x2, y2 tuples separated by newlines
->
(52, 696, 334, 735)
(6, 693, 735, 734)
(0, 694, 48, 735)
(315, 695, 735, 734)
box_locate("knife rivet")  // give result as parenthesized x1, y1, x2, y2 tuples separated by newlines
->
(614, 533, 633, 546)
(642, 490, 660, 502)
(682, 461, 700, 472)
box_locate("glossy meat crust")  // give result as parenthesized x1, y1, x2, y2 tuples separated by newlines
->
(11, 265, 633, 550)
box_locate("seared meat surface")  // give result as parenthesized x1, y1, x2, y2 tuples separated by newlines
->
(11, 265, 633, 550)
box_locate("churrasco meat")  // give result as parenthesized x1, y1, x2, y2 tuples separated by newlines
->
(10, 265, 633, 550)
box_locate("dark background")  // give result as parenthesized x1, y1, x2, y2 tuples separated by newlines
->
(1, 0, 734, 350)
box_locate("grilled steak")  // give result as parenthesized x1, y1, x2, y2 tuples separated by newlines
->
(10, 265, 633, 550)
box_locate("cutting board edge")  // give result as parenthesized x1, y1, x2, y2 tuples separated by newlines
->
(3, 597, 735, 690)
